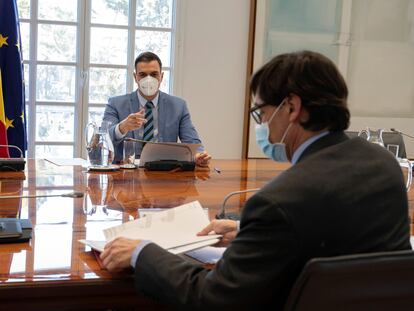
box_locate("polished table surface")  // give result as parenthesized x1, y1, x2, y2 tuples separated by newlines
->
(1, 159, 413, 310)
(0, 159, 290, 310)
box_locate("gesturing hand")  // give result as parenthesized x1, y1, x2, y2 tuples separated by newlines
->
(195, 151, 212, 167)
(119, 108, 146, 134)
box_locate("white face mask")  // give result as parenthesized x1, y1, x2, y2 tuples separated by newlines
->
(138, 75, 159, 97)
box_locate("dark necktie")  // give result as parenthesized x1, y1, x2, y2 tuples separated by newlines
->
(143, 101, 154, 142)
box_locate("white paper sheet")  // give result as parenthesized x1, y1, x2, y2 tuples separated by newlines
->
(185, 246, 226, 263)
(169, 239, 221, 255)
(79, 201, 221, 254)
(103, 201, 220, 249)
(138, 208, 209, 218)
(79, 239, 106, 252)
(45, 158, 88, 166)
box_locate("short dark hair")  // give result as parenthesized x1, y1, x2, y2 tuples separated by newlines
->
(250, 50, 350, 132)
(134, 52, 162, 71)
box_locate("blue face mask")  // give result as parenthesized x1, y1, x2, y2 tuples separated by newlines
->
(254, 100, 290, 162)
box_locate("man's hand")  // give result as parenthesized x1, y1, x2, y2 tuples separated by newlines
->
(119, 108, 146, 134)
(100, 237, 141, 272)
(195, 151, 212, 167)
(197, 219, 238, 247)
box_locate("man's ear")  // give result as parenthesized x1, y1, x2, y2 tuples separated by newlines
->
(287, 94, 302, 123)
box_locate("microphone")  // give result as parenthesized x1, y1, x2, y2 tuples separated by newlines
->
(0, 144, 24, 158)
(216, 188, 260, 220)
(0, 144, 25, 171)
(390, 128, 414, 140)
(0, 192, 84, 199)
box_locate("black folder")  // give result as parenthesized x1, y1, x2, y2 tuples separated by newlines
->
(0, 218, 32, 243)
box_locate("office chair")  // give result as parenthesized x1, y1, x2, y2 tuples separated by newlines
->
(346, 130, 407, 158)
(283, 250, 414, 311)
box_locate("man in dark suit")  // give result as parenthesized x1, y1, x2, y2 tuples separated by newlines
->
(103, 51, 211, 165)
(100, 51, 411, 310)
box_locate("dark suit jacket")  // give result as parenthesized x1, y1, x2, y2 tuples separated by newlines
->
(103, 91, 202, 162)
(134, 132, 411, 310)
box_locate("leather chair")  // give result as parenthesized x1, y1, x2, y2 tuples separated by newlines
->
(284, 250, 414, 311)
(346, 130, 407, 158)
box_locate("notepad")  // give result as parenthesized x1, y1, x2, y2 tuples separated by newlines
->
(79, 201, 221, 254)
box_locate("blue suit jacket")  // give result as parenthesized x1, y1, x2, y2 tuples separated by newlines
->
(103, 90, 203, 162)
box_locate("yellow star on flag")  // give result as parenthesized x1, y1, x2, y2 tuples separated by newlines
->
(0, 34, 9, 48)
(20, 112, 25, 123)
(5, 117, 14, 129)
(15, 33, 20, 50)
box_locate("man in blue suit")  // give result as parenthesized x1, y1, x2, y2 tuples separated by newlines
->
(103, 51, 211, 165)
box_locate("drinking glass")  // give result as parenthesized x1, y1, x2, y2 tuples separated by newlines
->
(83, 173, 113, 216)
(122, 140, 136, 169)
(398, 158, 412, 192)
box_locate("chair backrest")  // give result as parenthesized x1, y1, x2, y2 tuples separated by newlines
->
(346, 130, 407, 158)
(283, 250, 414, 311)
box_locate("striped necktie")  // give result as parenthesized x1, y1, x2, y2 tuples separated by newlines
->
(143, 101, 154, 142)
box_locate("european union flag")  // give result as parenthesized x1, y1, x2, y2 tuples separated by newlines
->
(0, 0, 27, 158)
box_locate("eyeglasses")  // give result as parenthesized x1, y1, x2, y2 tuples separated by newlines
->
(250, 103, 268, 124)
(250, 97, 288, 124)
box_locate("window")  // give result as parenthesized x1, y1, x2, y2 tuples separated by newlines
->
(17, 0, 175, 158)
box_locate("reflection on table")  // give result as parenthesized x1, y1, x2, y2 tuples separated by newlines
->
(0, 159, 287, 310)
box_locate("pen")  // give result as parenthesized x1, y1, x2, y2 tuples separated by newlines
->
(214, 167, 221, 174)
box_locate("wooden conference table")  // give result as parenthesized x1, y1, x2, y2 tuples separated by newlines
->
(0, 159, 289, 310)
(1, 159, 414, 310)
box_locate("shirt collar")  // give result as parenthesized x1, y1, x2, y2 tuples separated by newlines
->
(136, 89, 159, 108)
(291, 131, 330, 165)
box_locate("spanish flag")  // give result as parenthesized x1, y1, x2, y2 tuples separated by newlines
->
(0, 0, 27, 158)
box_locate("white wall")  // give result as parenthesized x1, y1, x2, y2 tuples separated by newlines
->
(174, 0, 251, 159)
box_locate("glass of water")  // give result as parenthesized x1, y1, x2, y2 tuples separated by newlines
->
(398, 158, 412, 192)
(122, 140, 136, 169)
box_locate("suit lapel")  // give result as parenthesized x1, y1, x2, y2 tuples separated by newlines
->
(298, 131, 349, 163)
(157, 92, 165, 141)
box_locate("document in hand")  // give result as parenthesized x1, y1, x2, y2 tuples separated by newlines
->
(185, 246, 226, 264)
(139, 141, 201, 166)
(79, 201, 221, 255)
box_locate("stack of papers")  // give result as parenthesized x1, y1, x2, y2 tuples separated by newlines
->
(185, 246, 226, 264)
(80, 201, 221, 254)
